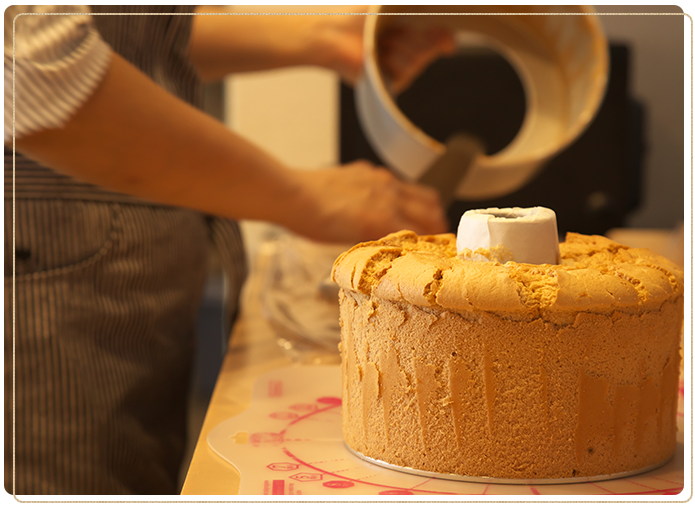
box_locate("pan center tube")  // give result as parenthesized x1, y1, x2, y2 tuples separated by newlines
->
(456, 207, 561, 264)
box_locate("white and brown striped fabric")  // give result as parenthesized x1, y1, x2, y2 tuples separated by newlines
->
(5, 6, 247, 495)
(4, 6, 112, 143)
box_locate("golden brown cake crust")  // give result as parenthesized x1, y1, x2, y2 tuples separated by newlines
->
(331, 230, 684, 322)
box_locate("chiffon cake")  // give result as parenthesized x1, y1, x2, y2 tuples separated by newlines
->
(331, 230, 684, 480)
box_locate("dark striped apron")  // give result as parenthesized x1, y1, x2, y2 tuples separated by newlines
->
(5, 6, 247, 495)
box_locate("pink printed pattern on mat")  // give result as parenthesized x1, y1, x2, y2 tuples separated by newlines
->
(267, 379, 283, 398)
(209, 366, 685, 496)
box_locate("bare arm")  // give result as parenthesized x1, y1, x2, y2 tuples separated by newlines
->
(188, 6, 456, 90)
(187, 6, 359, 82)
(15, 53, 446, 243)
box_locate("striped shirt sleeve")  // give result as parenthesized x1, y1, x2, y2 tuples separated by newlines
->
(4, 5, 113, 144)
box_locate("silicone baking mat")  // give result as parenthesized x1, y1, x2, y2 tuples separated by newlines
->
(207, 365, 685, 496)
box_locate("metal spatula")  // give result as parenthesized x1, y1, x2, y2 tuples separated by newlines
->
(417, 133, 485, 208)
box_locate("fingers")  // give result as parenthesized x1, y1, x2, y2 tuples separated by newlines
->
(353, 163, 448, 236)
(310, 11, 365, 85)
(288, 162, 448, 244)
(378, 25, 429, 89)
(342, 159, 379, 171)
(424, 25, 457, 55)
(377, 23, 457, 93)
(343, 161, 448, 236)
(329, 38, 364, 86)
(396, 181, 449, 235)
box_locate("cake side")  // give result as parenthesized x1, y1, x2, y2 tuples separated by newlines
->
(339, 290, 682, 479)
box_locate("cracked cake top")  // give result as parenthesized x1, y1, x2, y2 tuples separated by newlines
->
(331, 230, 684, 321)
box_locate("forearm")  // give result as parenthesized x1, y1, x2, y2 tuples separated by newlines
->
(15, 37, 448, 243)
(188, 6, 361, 82)
(15, 52, 308, 225)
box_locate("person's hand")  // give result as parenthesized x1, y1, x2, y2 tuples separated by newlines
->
(284, 160, 448, 244)
(309, 7, 456, 93)
(377, 23, 457, 93)
(13, 53, 445, 244)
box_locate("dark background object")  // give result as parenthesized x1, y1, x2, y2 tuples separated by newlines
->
(339, 44, 644, 237)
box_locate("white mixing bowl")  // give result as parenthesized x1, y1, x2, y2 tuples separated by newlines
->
(356, 5, 609, 200)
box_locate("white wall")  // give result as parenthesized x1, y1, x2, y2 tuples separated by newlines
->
(225, 67, 338, 169)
